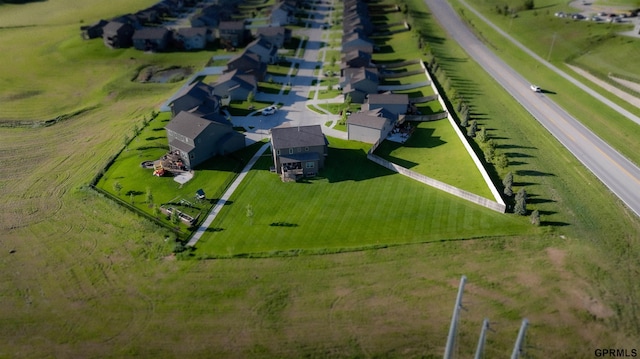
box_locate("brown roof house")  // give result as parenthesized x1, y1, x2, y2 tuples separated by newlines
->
(341, 31, 374, 54)
(218, 20, 250, 48)
(165, 111, 245, 169)
(211, 69, 257, 101)
(245, 37, 279, 64)
(347, 108, 395, 144)
(255, 26, 292, 48)
(103, 21, 135, 48)
(132, 27, 171, 51)
(270, 125, 329, 181)
(361, 93, 409, 116)
(169, 80, 221, 117)
(173, 27, 209, 50)
(225, 51, 267, 81)
(270, 1, 296, 26)
(81, 19, 108, 40)
(340, 66, 379, 104)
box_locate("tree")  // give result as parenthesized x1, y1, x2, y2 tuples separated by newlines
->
(246, 90, 254, 107)
(171, 209, 180, 224)
(123, 134, 130, 148)
(477, 127, 488, 143)
(146, 187, 153, 204)
(523, 0, 535, 10)
(503, 172, 514, 196)
(467, 120, 477, 137)
(330, 55, 336, 68)
(152, 205, 160, 218)
(494, 152, 509, 169)
(246, 204, 254, 225)
(483, 140, 495, 163)
(344, 93, 352, 108)
(530, 209, 540, 226)
(514, 188, 527, 215)
(129, 192, 134, 204)
(113, 181, 122, 196)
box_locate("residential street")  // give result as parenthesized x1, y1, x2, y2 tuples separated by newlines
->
(425, 0, 640, 217)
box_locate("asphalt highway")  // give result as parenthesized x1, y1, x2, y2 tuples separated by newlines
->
(425, 0, 640, 218)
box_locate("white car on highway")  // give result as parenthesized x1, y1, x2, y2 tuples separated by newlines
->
(530, 84, 541, 92)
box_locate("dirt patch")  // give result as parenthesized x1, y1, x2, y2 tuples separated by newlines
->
(135, 66, 192, 83)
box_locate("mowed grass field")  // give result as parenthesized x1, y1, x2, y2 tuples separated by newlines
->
(195, 138, 520, 256)
(0, 0, 212, 123)
(375, 120, 494, 199)
(1, 0, 640, 357)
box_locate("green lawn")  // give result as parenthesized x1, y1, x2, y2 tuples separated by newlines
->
(375, 120, 494, 199)
(95, 113, 263, 237)
(195, 138, 529, 256)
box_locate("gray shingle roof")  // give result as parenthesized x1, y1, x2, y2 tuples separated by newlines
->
(270, 125, 327, 150)
(366, 93, 409, 105)
(165, 111, 228, 140)
(347, 111, 391, 130)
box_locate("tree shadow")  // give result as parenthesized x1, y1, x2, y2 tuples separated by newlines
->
(541, 221, 570, 227)
(516, 170, 555, 177)
(505, 152, 534, 158)
(269, 222, 299, 227)
(205, 227, 224, 232)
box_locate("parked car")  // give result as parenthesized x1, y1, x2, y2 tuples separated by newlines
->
(262, 106, 277, 115)
(530, 84, 541, 92)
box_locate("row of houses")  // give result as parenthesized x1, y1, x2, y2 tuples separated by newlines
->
(82, 0, 301, 51)
(338, 0, 378, 104)
(161, 12, 293, 169)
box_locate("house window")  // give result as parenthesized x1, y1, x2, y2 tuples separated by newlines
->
(305, 147, 309, 151)
(277, 149, 280, 155)
(305, 162, 314, 168)
(289, 148, 294, 154)
(190, 153, 195, 159)
(297, 147, 301, 152)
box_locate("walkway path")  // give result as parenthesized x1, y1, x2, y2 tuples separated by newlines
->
(566, 64, 640, 109)
(187, 141, 270, 247)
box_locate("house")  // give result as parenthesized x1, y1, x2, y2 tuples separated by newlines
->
(341, 31, 374, 54)
(135, 9, 160, 25)
(270, 125, 329, 180)
(341, 49, 373, 69)
(218, 21, 249, 48)
(270, 2, 295, 26)
(225, 51, 267, 81)
(245, 37, 278, 64)
(255, 26, 292, 48)
(361, 93, 409, 116)
(132, 27, 171, 51)
(102, 21, 135, 48)
(210, 69, 257, 101)
(347, 109, 394, 144)
(173, 27, 209, 50)
(81, 19, 108, 40)
(343, 14, 374, 36)
(169, 80, 220, 117)
(340, 67, 379, 103)
(165, 111, 245, 169)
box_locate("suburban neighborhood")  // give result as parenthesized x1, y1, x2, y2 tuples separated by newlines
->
(2, 0, 640, 357)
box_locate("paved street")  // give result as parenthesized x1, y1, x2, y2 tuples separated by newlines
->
(425, 0, 640, 217)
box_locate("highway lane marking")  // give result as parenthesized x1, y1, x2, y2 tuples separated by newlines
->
(534, 97, 640, 185)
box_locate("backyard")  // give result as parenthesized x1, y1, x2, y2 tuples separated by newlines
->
(375, 120, 494, 199)
(194, 137, 529, 256)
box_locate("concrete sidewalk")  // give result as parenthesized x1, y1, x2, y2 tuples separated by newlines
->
(186, 142, 270, 247)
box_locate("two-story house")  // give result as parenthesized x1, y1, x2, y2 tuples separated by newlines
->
(270, 125, 329, 181)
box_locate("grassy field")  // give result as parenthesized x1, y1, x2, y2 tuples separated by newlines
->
(375, 120, 494, 198)
(195, 138, 521, 256)
(1, 0, 640, 357)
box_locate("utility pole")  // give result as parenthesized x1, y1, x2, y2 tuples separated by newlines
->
(474, 319, 490, 359)
(443, 275, 466, 359)
(511, 318, 529, 359)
